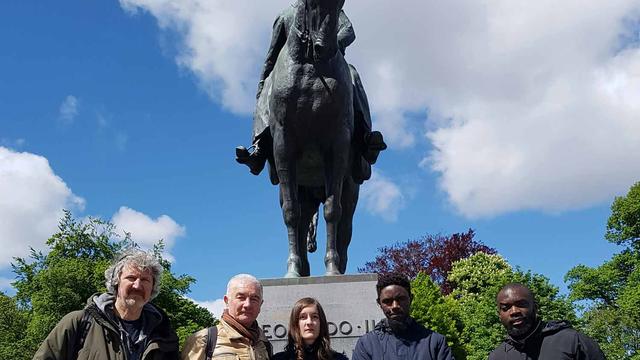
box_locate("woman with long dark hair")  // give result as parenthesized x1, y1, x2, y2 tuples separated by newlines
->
(273, 298, 348, 360)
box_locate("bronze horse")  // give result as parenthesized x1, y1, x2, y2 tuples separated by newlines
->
(264, 0, 353, 277)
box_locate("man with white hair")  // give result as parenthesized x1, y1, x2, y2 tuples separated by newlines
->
(182, 274, 272, 360)
(33, 248, 179, 360)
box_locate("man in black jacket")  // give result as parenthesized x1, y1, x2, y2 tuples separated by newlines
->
(489, 283, 605, 360)
(352, 273, 453, 360)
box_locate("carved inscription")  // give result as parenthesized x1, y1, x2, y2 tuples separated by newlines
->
(262, 319, 377, 340)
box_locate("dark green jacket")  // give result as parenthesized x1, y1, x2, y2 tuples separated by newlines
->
(33, 293, 179, 360)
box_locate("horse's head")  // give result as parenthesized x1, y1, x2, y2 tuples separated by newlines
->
(298, 0, 343, 63)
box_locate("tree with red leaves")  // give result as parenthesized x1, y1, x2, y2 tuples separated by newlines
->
(358, 229, 496, 294)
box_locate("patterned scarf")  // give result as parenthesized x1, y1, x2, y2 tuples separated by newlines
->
(222, 309, 260, 344)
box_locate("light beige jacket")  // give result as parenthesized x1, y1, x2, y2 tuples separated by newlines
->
(181, 319, 271, 360)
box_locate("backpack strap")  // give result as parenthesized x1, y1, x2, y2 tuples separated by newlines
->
(72, 310, 92, 360)
(264, 339, 273, 358)
(205, 326, 218, 360)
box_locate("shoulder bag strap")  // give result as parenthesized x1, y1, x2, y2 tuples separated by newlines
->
(205, 326, 218, 360)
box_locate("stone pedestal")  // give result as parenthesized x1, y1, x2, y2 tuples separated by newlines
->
(257, 274, 380, 356)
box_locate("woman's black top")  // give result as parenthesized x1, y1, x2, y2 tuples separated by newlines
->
(273, 348, 348, 360)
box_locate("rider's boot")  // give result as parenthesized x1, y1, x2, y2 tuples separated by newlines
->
(362, 131, 387, 165)
(235, 141, 267, 175)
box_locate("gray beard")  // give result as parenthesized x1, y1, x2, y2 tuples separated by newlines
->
(123, 297, 145, 309)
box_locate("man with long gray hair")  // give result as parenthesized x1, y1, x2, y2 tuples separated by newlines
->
(182, 274, 272, 360)
(33, 248, 179, 360)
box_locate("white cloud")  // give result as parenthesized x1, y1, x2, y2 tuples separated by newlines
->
(0, 147, 85, 269)
(189, 297, 225, 319)
(119, 0, 640, 217)
(59, 95, 79, 124)
(119, 0, 289, 114)
(111, 206, 186, 260)
(360, 170, 405, 222)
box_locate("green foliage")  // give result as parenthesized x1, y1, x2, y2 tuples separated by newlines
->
(581, 306, 638, 360)
(566, 250, 637, 306)
(410, 273, 465, 359)
(448, 253, 510, 360)
(566, 181, 640, 359)
(448, 253, 511, 296)
(567, 251, 640, 358)
(12, 211, 123, 351)
(606, 181, 640, 249)
(7, 210, 215, 360)
(0, 292, 32, 360)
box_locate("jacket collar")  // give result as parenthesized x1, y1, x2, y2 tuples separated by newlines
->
(89, 292, 164, 338)
(221, 318, 269, 344)
(374, 317, 418, 337)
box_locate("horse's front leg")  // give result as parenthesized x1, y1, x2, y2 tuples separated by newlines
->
(323, 132, 350, 276)
(273, 124, 303, 278)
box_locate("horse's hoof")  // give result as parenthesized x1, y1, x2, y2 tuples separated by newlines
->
(325, 268, 341, 276)
(324, 258, 341, 276)
(285, 259, 303, 278)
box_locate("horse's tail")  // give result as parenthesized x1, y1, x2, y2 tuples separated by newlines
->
(306, 209, 319, 253)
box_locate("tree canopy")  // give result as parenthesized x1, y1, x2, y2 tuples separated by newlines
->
(566, 181, 640, 359)
(359, 229, 496, 293)
(410, 273, 465, 360)
(606, 181, 640, 249)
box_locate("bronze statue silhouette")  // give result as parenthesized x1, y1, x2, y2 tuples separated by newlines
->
(236, 0, 386, 277)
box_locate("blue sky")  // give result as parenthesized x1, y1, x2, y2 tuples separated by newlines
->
(1, 1, 639, 316)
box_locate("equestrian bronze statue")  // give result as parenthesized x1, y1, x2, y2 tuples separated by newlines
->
(236, 0, 386, 277)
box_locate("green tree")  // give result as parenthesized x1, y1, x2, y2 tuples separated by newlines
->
(566, 183, 640, 360)
(0, 292, 31, 360)
(8, 211, 215, 359)
(410, 273, 465, 359)
(447, 253, 511, 360)
(566, 251, 640, 359)
(606, 181, 640, 249)
(448, 253, 576, 360)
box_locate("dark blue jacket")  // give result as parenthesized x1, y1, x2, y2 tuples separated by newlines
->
(352, 318, 454, 360)
(488, 320, 605, 360)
